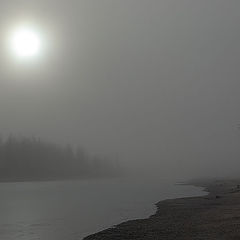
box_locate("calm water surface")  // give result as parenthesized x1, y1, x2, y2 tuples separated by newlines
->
(0, 178, 205, 240)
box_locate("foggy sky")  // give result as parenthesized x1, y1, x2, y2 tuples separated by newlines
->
(0, 0, 240, 179)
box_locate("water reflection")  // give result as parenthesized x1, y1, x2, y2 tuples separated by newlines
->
(0, 179, 205, 240)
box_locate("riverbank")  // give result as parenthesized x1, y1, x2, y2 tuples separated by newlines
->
(83, 179, 240, 240)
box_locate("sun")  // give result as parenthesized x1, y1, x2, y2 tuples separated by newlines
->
(9, 26, 42, 59)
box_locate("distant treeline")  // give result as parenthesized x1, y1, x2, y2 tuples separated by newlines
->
(0, 136, 120, 182)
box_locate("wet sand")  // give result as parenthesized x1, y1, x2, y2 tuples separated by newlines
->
(83, 179, 240, 240)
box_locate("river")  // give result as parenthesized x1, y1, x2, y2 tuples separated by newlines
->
(0, 178, 205, 239)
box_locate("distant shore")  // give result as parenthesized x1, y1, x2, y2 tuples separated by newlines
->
(83, 179, 240, 240)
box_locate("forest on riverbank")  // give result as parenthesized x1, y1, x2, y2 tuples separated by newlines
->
(0, 136, 120, 182)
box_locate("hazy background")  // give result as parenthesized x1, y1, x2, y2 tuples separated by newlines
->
(0, 0, 240, 179)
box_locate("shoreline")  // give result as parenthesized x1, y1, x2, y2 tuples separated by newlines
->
(83, 179, 240, 240)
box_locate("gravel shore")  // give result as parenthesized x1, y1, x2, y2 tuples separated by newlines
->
(83, 179, 240, 240)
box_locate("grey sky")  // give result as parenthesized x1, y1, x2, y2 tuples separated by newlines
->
(0, 0, 240, 179)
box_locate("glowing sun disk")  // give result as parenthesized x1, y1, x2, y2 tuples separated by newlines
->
(10, 27, 41, 58)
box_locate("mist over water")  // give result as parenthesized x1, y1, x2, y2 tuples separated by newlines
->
(0, 1, 239, 239)
(0, 178, 205, 240)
